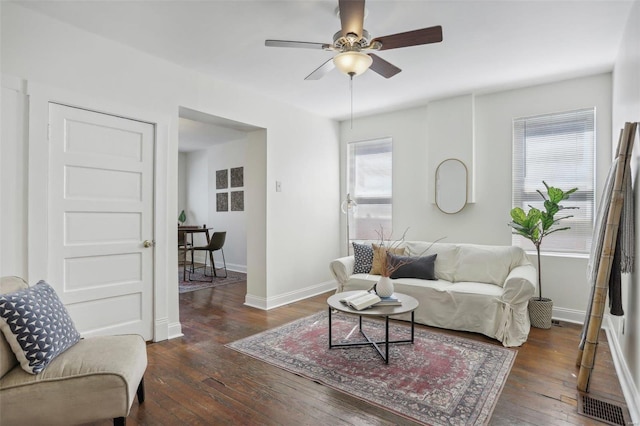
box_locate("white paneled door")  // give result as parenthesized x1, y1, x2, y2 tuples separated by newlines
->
(48, 103, 154, 340)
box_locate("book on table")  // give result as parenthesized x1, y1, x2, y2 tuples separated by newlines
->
(339, 291, 403, 309)
(339, 291, 381, 310)
(375, 294, 402, 306)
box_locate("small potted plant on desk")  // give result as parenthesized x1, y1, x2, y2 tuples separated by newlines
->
(508, 182, 578, 329)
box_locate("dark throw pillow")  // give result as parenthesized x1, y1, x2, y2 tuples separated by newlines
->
(0, 280, 81, 374)
(389, 253, 438, 280)
(352, 242, 373, 274)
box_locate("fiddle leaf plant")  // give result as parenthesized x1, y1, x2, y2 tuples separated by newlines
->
(509, 181, 578, 301)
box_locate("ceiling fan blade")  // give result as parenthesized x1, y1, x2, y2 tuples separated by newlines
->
(371, 25, 443, 50)
(339, 0, 365, 38)
(368, 54, 401, 79)
(305, 58, 335, 80)
(265, 40, 331, 50)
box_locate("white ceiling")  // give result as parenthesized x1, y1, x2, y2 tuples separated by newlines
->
(14, 0, 634, 122)
(178, 107, 262, 152)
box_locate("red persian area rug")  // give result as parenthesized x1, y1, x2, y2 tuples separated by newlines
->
(227, 310, 516, 425)
(178, 270, 246, 293)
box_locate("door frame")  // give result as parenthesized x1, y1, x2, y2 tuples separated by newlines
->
(26, 81, 175, 342)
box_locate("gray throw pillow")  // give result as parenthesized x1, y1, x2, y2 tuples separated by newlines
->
(0, 280, 81, 374)
(389, 253, 438, 280)
(352, 242, 373, 274)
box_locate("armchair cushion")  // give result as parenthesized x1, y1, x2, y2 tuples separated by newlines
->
(0, 281, 80, 374)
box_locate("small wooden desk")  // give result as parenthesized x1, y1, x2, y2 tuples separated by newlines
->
(178, 226, 213, 277)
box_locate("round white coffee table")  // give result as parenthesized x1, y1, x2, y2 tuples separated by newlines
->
(327, 291, 419, 364)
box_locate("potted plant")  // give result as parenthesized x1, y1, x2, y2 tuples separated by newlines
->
(508, 181, 578, 329)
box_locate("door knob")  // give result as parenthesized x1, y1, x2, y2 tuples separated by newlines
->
(143, 240, 155, 248)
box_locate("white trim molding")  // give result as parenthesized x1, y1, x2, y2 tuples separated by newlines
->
(604, 315, 640, 424)
(245, 280, 336, 310)
(552, 306, 586, 325)
(167, 321, 184, 340)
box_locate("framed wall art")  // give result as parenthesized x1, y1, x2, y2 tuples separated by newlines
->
(230, 167, 244, 188)
(216, 169, 228, 189)
(231, 191, 244, 211)
(216, 192, 228, 212)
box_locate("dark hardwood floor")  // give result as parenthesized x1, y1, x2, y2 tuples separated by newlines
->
(89, 280, 626, 425)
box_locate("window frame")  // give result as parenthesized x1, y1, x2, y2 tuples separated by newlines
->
(511, 108, 595, 255)
(346, 137, 393, 241)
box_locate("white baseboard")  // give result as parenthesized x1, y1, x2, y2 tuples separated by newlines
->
(154, 317, 169, 341)
(226, 262, 246, 273)
(552, 306, 586, 324)
(167, 321, 183, 340)
(188, 253, 247, 273)
(245, 280, 337, 310)
(604, 315, 640, 424)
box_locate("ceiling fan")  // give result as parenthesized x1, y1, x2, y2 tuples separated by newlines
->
(265, 0, 443, 80)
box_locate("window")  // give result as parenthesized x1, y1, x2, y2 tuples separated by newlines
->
(512, 108, 595, 254)
(347, 138, 392, 240)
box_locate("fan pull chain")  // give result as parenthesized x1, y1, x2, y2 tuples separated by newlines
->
(350, 73, 354, 129)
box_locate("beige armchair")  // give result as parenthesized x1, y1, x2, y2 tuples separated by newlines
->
(0, 276, 147, 426)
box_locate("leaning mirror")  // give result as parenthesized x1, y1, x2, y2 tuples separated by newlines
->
(435, 159, 467, 214)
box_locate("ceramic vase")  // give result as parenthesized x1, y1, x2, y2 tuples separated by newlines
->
(376, 276, 394, 298)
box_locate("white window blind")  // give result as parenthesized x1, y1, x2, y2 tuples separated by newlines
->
(347, 138, 392, 240)
(512, 108, 595, 254)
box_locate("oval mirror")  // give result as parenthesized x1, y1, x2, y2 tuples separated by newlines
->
(435, 159, 467, 214)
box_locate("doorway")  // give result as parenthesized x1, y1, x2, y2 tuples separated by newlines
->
(177, 107, 262, 292)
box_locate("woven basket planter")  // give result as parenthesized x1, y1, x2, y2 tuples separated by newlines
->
(528, 297, 553, 329)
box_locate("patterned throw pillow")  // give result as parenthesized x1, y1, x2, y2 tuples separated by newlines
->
(0, 281, 81, 374)
(352, 242, 373, 274)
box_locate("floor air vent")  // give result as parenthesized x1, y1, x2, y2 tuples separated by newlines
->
(577, 392, 631, 426)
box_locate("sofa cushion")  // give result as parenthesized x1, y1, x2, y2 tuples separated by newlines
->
(404, 242, 459, 282)
(371, 244, 406, 275)
(0, 281, 81, 374)
(389, 253, 438, 280)
(454, 244, 521, 286)
(352, 242, 373, 274)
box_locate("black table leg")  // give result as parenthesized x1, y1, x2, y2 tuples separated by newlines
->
(328, 307, 333, 349)
(385, 315, 390, 364)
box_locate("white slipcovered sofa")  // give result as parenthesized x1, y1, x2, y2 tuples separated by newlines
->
(330, 241, 537, 347)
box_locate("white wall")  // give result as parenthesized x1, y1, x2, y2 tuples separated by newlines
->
(1, 3, 340, 337)
(427, 94, 476, 203)
(206, 138, 248, 272)
(0, 77, 28, 278)
(612, 0, 640, 418)
(341, 73, 612, 319)
(177, 152, 188, 222)
(475, 73, 612, 317)
(185, 151, 209, 228)
(181, 138, 250, 272)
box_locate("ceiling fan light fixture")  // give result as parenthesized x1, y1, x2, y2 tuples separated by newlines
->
(333, 51, 373, 76)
